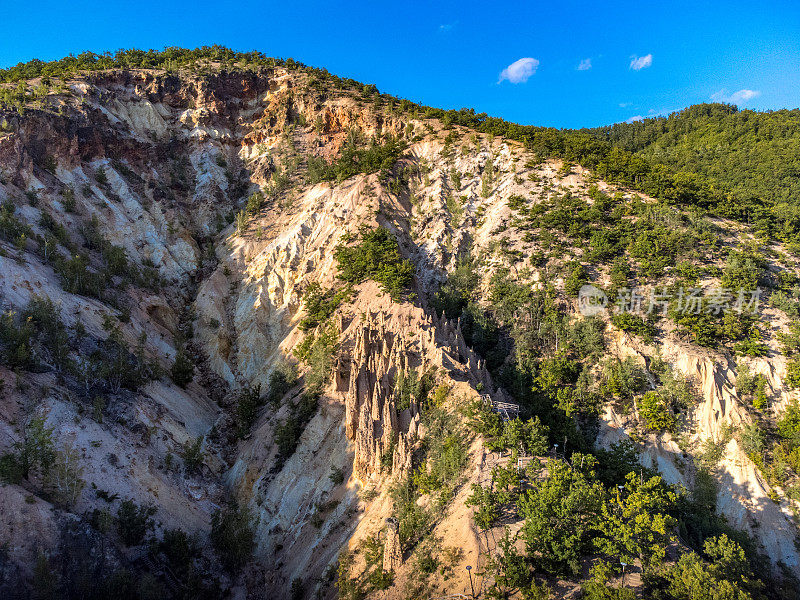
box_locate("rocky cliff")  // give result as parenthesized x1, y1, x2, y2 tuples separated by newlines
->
(0, 60, 798, 600)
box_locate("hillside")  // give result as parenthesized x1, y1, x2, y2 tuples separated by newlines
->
(584, 103, 800, 245)
(0, 48, 799, 600)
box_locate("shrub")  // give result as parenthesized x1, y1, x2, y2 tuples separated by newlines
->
(117, 500, 156, 546)
(0, 308, 36, 369)
(770, 289, 800, 318)
(235, 384, 263, 438)
(90, 323, 150, 393)
(739, 423, 766, 458)
(564, 262, 589, 297)
(492, 463, 523, 504)
(721, 247, 764, 292)
(335, 551, 362, 600)
(334, 226, 414, 300)
(669, 302, 724, 348)
(295, 323, 338, 393)
(608, 257, 632, 296)
(160, 528, 199, 574)
(307, 133, 407, 184)
(733, 326, 769, 358)
(786, 357, 800, 390)
(650, 359, 697, 412)
(182, 436, 204, 474)
(430, 384, 450, 408)
(464, 483, 500, 529)
(393, 369, 434, 411)
(95, 167, 108, 186)
(465, 399, 504, 447)
(51, 253, 106, 298)
(299, 282, 351, 332)
(17, 416, 56, 481)
(627, 225, 683, 278)
(501, 417, 550, 456)
(92, 396, 106, 422)
(389, 475, 431, 549)
(600, 357, 647, 401)
(210, 503, 255, 573)
(0, 452, 23, 484)
(430, 255, 479, 319)
(611, 312, 656, 342)
(735, 365, 770, 409)
(752, 387, 768, 410)
(586, 229, 620, 262)
(32, 552, 58, 600)
(777, 400, 800, 449)
(412, 407, 467, 494)
(329, 466, 345, 486)
(567, 316, 606, 359)
(445, 194, 463, 222)
(449, 168, 462, 189)
(736, 363, 760, 396)
(416, 551, 438, 574)
(171, 347, 194, 388)
(638, 391, 676, 431)
(235, 210, 247, 234)
(778, 321, 800, 355)
(657, 535, 763, 600)
(245, 191, 264, 216)
(274, 392, 319, 460)
(266, 361, 299, 406)
(582, 561, 636, 600)
(10, 296, 72, 370)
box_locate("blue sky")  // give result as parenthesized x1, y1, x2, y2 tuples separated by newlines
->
(2, 0, 799, 128)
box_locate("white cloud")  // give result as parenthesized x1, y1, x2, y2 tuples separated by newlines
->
(619, 102, 632, 108)
(438, 22, 455, 33)
(711, 88, 761, 104)
(731, 89, 760, 102)
(577, 58, 592, 71)
(629, 54, 653, 70)
(498, 57, 540, 84)
(623, 108, 676, 124)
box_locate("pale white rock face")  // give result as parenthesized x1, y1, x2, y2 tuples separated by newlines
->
(97, 162, 199, 279)
(0, 252, 110, 338)
(109, 98, 169, 139)
(51, 162, 200, 281)
(230, 397, 355, 575)
(179, 107, 211, 128)
(195, 269, 238, 384)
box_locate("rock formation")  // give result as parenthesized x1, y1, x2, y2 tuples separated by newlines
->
(0, 57, 798, 600)
(383, 517, 403, 572)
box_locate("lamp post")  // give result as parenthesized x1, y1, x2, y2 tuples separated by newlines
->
(466, 565, 475, 599)
(553, 443, 559, 458)
(620, 562, 628, 589)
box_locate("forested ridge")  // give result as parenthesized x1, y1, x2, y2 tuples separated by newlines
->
(585, 103, 800, 240)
